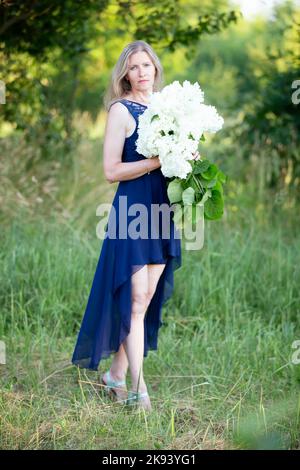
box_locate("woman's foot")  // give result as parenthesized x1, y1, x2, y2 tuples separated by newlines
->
(137, 393, 152, 412)
(126, 389, 152, 411)
(101, 370, 128, 403)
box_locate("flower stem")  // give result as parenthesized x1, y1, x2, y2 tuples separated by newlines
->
(191, 173, 204, 195)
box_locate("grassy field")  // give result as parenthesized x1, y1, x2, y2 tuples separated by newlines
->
(1, 177, 299, 449)
(1, 0, 299, 451)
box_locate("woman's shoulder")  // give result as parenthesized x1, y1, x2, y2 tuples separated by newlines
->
(108, 99, 128, 114)
(108, 95, 135, 109)
(106, 100, 129, 133)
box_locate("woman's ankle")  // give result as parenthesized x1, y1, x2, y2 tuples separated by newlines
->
(130, 382, 147, 394)
(109, 368, 127, 382)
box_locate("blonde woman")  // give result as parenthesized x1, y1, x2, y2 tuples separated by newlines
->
(72, 40, 195, 411)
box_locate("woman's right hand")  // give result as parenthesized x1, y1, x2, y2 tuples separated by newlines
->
(149, 156, 161, 170)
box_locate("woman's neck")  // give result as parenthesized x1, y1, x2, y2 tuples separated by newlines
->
(125, 91, 152, 104)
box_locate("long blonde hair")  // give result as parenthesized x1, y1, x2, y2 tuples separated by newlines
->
(103, 40, 164, 111)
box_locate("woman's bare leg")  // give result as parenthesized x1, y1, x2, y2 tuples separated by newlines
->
(123, 263, 166, 408)
(123, 265, 149, 394)
(107, 263, 166, 405)
(110, 343, 128, 381)
(147, 263, 166, 299)
(107, 265, 151, 385)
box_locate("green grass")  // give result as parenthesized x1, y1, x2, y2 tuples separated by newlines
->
(1, 197, 300, 449)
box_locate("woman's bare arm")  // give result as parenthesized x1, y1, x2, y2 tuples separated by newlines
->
(103, 102, 161, 184)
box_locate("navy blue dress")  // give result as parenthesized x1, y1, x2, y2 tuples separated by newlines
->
(71, 99, 182, 370)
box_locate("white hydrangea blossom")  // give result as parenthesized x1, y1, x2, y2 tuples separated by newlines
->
(135, 80, 224, 179)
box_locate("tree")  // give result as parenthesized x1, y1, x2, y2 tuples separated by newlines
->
(0, 0, 240, 161)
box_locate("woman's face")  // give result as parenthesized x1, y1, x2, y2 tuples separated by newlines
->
(125, 51, 156, 94)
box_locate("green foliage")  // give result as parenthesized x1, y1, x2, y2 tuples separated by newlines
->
(0, 1, 109, 160)
(191, 1, 300, 195)
(167, 157, 227, 226)
(235, 3, 300, 191)
(0, 0, 108, 57)
(0, 0, 240, 163)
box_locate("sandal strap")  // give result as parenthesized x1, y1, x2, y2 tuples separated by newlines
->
(127, 390, 149, 400)
(104, 370, 126, 388)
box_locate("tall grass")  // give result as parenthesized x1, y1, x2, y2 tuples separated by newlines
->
(0, 135, 299, 449)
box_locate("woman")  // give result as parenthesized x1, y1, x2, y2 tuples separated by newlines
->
(72, 40, 196, 411)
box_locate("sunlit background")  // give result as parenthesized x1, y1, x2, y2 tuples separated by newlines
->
(234, 0, 300, 18)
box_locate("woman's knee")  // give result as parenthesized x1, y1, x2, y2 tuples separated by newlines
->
(131, 290, 149, 316)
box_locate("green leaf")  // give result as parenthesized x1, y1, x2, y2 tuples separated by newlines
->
(167, 179, 183, 203)
(201, 163, 219, 180)
(206, 178, 217, 188)
(200, 189, 212, 204)
(200, 134, 205, 141)
(193, 159, 210, 175)
(197, 176, 212, 188)
(189, 177, 201, 193)
(217, 170, 227, 184)
(204, 189, 224, 220)
(214, 180, 224, 194)
(150, 114, 159, 123)
(173, 204, 184, 229)
(182, 187, 195, 205)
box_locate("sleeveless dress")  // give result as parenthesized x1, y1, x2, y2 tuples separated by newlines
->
(71, 99, 182, 371)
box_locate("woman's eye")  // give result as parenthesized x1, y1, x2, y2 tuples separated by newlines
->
(130, 64, 150, 70)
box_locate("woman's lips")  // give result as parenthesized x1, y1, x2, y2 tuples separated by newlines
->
(139, 80, 148, 83)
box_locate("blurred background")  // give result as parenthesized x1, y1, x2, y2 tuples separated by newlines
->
(0, 0, 300, 450)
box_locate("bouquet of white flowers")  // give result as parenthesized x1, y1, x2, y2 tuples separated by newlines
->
(136, 80, 227, 227)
